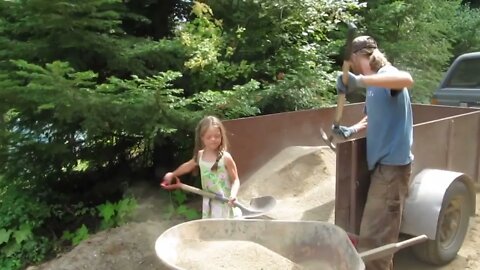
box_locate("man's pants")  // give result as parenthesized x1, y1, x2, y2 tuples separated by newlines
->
(358, 163, 412, 270)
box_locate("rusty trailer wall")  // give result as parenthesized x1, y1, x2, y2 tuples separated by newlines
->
(222, 104, 366, 181)
(223, 103, 480, 234)
(411, 104, 480, 124)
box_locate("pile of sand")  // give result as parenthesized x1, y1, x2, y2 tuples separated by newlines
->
(238, 146, 336, 222)
(31, 221, 176, 270)
(175, 240, 301, 269)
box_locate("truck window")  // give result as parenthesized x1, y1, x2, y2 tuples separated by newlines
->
(444, 58, 480, 88)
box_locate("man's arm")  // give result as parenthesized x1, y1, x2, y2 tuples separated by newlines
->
(338, 69, 414, 94)
(352, 116, 368, 132)
(332, 116, 367, 139)
(361, 70, 414, 90)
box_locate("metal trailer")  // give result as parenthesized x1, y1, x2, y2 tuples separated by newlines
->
(222, 103, 480, 265)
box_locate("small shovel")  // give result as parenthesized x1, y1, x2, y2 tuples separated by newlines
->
(161, 176, 276, 218)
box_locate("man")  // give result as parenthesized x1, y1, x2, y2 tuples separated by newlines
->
(334, 35, 414, 270)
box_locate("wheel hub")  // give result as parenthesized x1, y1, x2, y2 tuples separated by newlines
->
(438, 197, 463, 249)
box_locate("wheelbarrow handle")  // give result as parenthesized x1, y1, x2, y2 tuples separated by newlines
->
(359, 234, 428, 262)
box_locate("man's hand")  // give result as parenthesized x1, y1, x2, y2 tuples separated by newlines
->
(336, 72, 367, 94)
(332, 125, 358, 139)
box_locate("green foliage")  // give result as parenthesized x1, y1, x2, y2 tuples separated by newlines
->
(162, 190, 201, 220)
(188, 79, 261, 118)
(0, 180, 52, 270)
(62, 224, 89, 246)
(0, 59, 187, 185)
(204, 0, 362, 69)
(60, 196, 137, 246)
(259, 67, 337, 113)
(97, 196, 137, 229)
(449, 4, 480, 57)
(0, 0, 172, 78)
(167, 0, 364, 114)
(360, 0, 470, 103)
(176, 2, 257, 93)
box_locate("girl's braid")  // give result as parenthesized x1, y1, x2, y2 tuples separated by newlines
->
(210, 150, 224, 171)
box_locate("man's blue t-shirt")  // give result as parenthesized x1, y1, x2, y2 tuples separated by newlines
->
(365, 66, 414, 170)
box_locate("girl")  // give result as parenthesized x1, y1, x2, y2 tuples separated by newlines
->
(161, 116, 242, 219)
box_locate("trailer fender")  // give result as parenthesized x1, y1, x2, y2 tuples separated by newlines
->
(400, 169, 475, 240)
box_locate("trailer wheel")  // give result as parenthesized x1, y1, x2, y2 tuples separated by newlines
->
(412, 181, 471, 265)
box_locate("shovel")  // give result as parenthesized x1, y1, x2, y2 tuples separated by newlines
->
(161, 176, 276, 218)
(319, 127, 337, 151)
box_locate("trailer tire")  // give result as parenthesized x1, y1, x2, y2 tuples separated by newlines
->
(412, 181, 471, 265)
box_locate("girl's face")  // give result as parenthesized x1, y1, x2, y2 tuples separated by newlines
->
(201, 125, 222, 151)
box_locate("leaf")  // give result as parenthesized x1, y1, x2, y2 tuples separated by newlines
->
(172, 190, 187, 204)
(115, 197, 137, 223)
(176, 205, 188, 215)
(192, 1, 213, 17)
(14, 223, 33, 244)
(0, 228, 12, 244)
(37, 103, 55, 111)
(62, 230, 74, 241)
(72, 224, 89, 245)
(97, 202, 116, 222)
(162, 204, 175, 220)
(1, 240, 20, 257)
(183, 208, 200, 220)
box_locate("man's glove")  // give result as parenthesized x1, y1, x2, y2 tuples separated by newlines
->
(336, 72, 367, 94)
(332, 125, 358, 139)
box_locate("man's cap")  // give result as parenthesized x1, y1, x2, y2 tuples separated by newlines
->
(352, 36, 378, 54)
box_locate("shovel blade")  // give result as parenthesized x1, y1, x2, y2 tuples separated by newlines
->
(236, 196, 277, 218)
(319, 127, 336, 151)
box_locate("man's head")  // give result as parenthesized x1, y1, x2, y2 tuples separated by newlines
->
(352, 36, 378, 55)
(349, 35, 389, 75)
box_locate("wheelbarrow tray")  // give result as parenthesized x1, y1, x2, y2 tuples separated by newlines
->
(155, 219, 365, 270)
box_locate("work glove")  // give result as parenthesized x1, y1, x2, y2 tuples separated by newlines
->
(332, 125, 358, 139)
(336, 72, 367, 94)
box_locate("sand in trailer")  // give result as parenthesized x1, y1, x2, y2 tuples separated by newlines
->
(238, 146, 336, 222)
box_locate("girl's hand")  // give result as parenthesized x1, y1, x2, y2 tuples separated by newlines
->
(161, 172, 174, 187)
(228, 196, 236, 207)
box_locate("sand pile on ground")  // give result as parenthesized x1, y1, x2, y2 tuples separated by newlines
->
(238, 146, 336, 222)
(31, 221, 177, 270)
(175, 240, 301, 270)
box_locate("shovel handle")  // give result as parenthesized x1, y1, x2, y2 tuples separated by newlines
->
(161, 176, 230, 203)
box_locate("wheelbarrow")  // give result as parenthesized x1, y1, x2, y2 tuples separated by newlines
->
(155, 219, 427, 270)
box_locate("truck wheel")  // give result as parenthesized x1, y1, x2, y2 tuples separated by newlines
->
(412, 181, 471, 265)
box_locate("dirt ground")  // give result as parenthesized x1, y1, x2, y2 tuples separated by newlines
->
(29, 146, 480, 270)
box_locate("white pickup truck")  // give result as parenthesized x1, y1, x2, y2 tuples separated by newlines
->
(431, 52, 480, 107)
